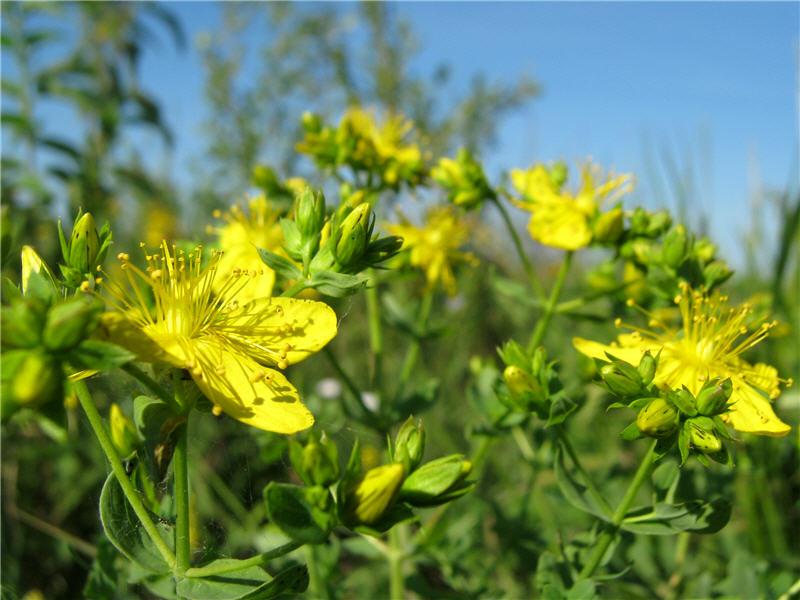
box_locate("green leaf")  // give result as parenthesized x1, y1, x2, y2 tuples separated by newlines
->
(133, 395, 180, 482)
(256, 248, 302, 280)
(546, 392, 577, 427)
(263, 483, 334, 544)
(98, 472, 173, 574)
(620, 421, 644, 441)
(566, 579, 597, 600)
(71, 340, 135, 371)
(177, 563, 308, 600)
(553, 447, 611, 521)
(620, 498, 731, 535)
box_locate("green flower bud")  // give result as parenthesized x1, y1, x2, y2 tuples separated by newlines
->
(9, 349, 63, 407)
(399, 454, 472, 506)
(645, 210, 672, 237)
(630, 207, 650, 235)
(110, 403, 140, 459)
(1, 297, 46, 349)
(661, 224, 688, 268)
(42, 297, 102, 352)
(296, 188, 326, 239)
(668, 387, 698, 417)
(637, 352, 657, 386)
(696, 378, 733, 416)
(636, 398, 679, 438)
(301, 111, 322, 133)
(548, 161, 568, 189)
(394, 416, 426, 472)
(600, 361, 643, 397)
(344, 463, 405, 525)
(703, 260, 732, 287)
(693, 238, 716, 263)
(334, 203, 372, 269)
(503, 366, 544, 401)
(688, 422, 722, 453)
(21, 246, 58, 300)
(593, 208, 624, 243)
(69, 213, 100, 274)
(252, 164, 281, 193)
(302, 436, 340, 487)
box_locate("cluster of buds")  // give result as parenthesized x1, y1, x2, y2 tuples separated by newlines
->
(57, 210, 112, 288)
(1, 242, 131, 421)
(598, 352, 735, 466)
(498, 341, 572, 425)
(430, 148, 495, 210)
(265, 417, 474, 542)
(297, 108, 426, 190)
(259, 187, 403, 296)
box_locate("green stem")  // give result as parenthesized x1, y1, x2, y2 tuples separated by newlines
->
(388, 525, 405, 600)
(492, 196, 546, 300)
(173, 419, 191, 574)
(74, 381, 176, 569)
(281, 280, 307, 298)
(184, 541, 302, 578)
(528, 250, 573, 352)
(305, 544, 328, 600)
(579, 440, 658, 579)
(122, 363, 180, 413)
(511, 425, 536, 463)
(395, 289, 434, 399)
(469, 435, 493, 474)
(555, 425, 613, 518)
(365, 271, 384, 391)
(554, 277, 646, 314)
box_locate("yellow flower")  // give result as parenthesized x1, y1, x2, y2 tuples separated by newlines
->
(91, 242, 337, 433)
(574, 283, 792, 436)
(510, 161, 632, 250)
(386, 206, 477, 296)
(209, 196, 285, 303)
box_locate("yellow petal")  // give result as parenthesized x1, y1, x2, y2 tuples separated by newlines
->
(219, 297, 338, 366)
(572, 336, 649, 366)
(98, 313, 182, 366)
(725, 377, 791, 437)
(528, 208, 592, 250)
(192, 339, 313, 434)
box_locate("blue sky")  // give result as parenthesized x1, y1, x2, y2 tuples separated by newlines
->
(7, 2, 799, 266)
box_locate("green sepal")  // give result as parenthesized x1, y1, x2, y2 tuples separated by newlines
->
(620, 421, 644, 441)
(306, 270, 367, 297)
(255, 248, 302, 281)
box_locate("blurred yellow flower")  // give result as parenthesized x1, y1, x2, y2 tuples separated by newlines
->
(93, 242, 337, 433)
(209, 195, 285, 302)
(574, 283, 792, 436)
(386, 206, 477, 296)
(510, 161, 632, 250)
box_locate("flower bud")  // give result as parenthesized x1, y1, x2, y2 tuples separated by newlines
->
(630, 207, 650, 236)
(548, 161, 568, 189)
(688, 422, 722, 453)
(334, 203, 371, 268)
(344, 463, 405, 525)
(42, 297, 102, 352)
(503, 366, 544, 403)
(399, 454, 472, 506)
(301, 111, 322, 133)
(645, 210, 672, 237)
(394, 416, 426, 472)
(10, 349, 63, 407)
(693, 238, 716, 263)
(668, 387, 697, 417)
(296, 188, 326, 239)
(21, 246, 58, 300)
(636, 398, 679, 438)
(110, 403, 140, 459)
(696, 378, 733, 416)
(661, 224, 688, 268)
(703, 260, 732, 287)
(302, 437, 339, 487)
(593, 208, 624, 243)
(600, 361, 643, 397)
(637, 352, 657, 386)
(68, 212, 100, 274)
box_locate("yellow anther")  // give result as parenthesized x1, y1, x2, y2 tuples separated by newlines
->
(117, 252, 130, 261)
(139, 242, 146, 247)
(625, 298, 635, 307)
(249, 370, 267, 383)
(213, 209, 222, 219)
(151, 269, 163, 279)
(673, 295, 682, 304)
(95, 277, 104, 284)
(614, 318, 622, 328)
(212, 404, 223, 416)
(215, 364, 226, 376)
(278, 359, 289, 370)
(80, 281, 90, 292)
